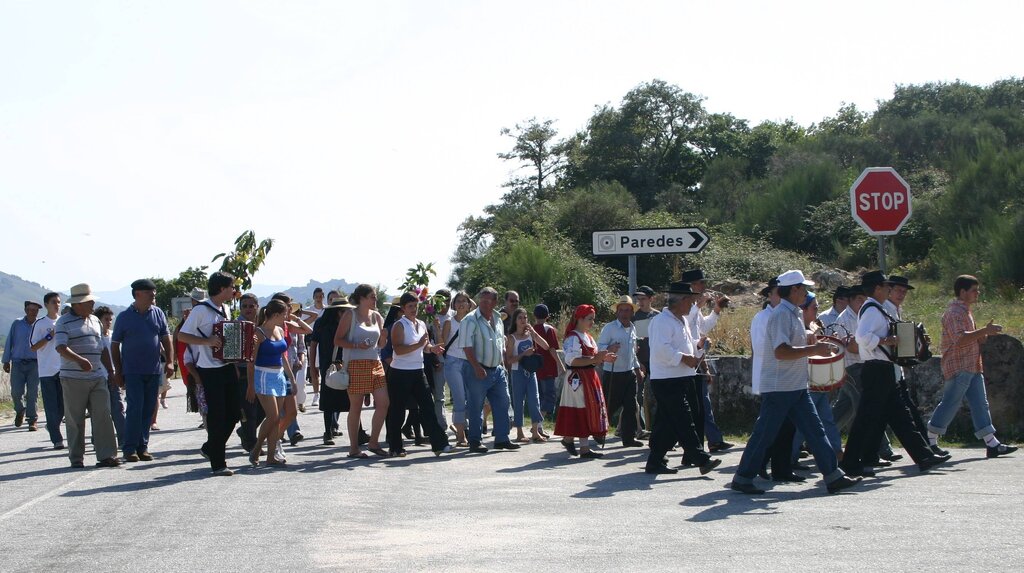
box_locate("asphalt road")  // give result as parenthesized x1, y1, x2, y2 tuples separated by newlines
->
(1, 384, 1021, 572)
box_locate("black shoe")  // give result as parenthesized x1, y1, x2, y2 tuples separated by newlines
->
(827, 475, 862, 494)
(645, 464, 678, 474)
(96, 457, 121, 468)
(842, 466, 875, 477)
(290, 432, 304, 447)
(323, 433, 336, 446)
(70, 461, 85, 469)
(699, 458, 722, 475)
(402, 427, 414, 439)
(358, 431, 370, 446)
(792, 461, 812, 471)
(871, 460, 893, 467)
(622, 439, 644, 447)
(332, 429, 343, 437)
(469, 443, 488, 454)
(881, 452, 904, 462)
(773, 473, 807, 483)
(708, 441, 734, 452)
(561, 440, 578, 456)
(580, 450, 604, 459)
(987, 443, 1017, 458)
(918, 456, 946, 472)
(414, 437, 427, 447)
(730, 482, 766, 495)
(758, 468, 771, 481)
(199, 445, 210, 460)
(930, 444, 950, 457)
(493, 441, 521, 450)
(53, 442, 65, 450)
(14, 412, 24, 427)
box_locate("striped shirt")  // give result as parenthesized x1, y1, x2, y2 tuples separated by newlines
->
(54, 312, 107, 380)
(459, 308, 505, 368)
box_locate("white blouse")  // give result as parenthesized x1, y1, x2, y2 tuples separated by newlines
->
(562, 330, 595, 366)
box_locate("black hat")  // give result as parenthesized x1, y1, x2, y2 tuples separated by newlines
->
(833, 285, 851, 299)
(885, 275, 915, 290)
(680, 269, 706, 283)
(633, 285, 656, 297)
(846, 284, 866, 297)
(131, 278, 157, 292)
(860, 270, 888, 288)
(758, 277, 780, 298)
(665, 281, 697, 295)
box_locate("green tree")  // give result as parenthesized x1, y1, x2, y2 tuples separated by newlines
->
(497, 118, 567, 203)
(211, 230, 274, 292)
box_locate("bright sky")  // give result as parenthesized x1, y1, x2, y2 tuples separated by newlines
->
(2, 1, 1020, 294)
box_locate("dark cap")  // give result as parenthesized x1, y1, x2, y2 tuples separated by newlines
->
(846, 285, 866, 297)
(533, 304, 550, 318)
(860, 270, 888, 288)
(758, 277, 780, 298)
(665, 281, 697, 295)
(833, 285, 851, 299)
(633, 285, 656, 297)
(131, 279, 157, 292)
(680, 269, 706, 283)
(885, 275, 915, 290)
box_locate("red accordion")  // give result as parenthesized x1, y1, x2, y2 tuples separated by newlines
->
(212, 320, 256, 363)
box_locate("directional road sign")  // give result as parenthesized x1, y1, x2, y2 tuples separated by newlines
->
(592, 227, 709, 256)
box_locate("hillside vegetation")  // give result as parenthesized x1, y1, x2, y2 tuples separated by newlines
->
(449, 79, 1024, 319)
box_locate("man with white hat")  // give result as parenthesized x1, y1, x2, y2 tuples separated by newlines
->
(597, 295, 644, 447)
(731, 270, 859, 494)
(53, 284, 121, 468)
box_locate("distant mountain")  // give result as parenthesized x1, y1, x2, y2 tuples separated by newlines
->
(254, 279, 364, 306)
(0, 271, 126, 337)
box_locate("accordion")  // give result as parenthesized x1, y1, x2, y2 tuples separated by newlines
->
(892, 321, 932, 367)
(212, 320, 256, 363)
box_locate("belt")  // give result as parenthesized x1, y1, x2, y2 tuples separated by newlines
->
(15, 358, 38, 363)
(481, 365, 500, 370)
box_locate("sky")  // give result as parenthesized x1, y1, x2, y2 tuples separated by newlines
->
(2, 0, 1021, 295)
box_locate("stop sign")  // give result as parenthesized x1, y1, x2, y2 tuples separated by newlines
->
(850, 167, 912, 236)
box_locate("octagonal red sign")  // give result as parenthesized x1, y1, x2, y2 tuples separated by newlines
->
(850, 167, 912, 236)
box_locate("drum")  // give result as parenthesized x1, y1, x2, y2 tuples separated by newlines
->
(807, 335, 846, 392)
(213, 320, 256, 363)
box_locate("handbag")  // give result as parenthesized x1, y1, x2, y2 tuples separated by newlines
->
(520, 353, 543, 373)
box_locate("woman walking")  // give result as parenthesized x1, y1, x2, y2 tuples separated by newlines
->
(440, 291, 474, 446)
(247, 300, 295, 466)
(334, 284, 390, 458)
(505, 308, 549, 443)
(555, 305, 613, 459)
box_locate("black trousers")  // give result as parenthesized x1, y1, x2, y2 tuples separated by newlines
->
(898, 377, 931, 441)
(603, 370, 638, 441)
(386, 368, 449, 452)
(842, 361, 933, 471)
(646, 377, 710, 467)
(197, 365, 241, 471)
(236, 368, 265, 452)
(762, 417, 796, 477)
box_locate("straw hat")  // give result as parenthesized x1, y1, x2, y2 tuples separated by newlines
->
(610, 295, 638, 313)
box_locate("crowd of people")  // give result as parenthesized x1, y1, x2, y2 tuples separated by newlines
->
(3, 267, 1016, 492)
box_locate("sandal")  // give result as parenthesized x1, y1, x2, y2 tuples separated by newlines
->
(515, 437, 531, 444)
(249, 449, 261, 467)
(455, 440, 469, 448)
(368, 447, 389, 458)
(347, 451, 369, 459)
(531, 435, 547, 443)
(267, 457, 287, 466)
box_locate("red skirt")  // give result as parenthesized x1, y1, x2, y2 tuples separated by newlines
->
(554, 367, 608, 439)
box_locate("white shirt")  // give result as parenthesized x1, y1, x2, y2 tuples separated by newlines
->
(835, 307, 863, 366)
(391, 316, 427, 371)
(749, 305, 774, 395)
(30, 315, 61, 377)
(855, 297, 892, 362)
(649, 307, 704, 380)
(686, 303, 719, 340)
(562, 330, 596, 366)
(180, 301, 230, 369)
(444, 314, 467, 360)
(818, 306, 841, 327)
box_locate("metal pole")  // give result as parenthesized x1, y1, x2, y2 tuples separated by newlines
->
(628, 255, 637, 296)
(877, 236, 887, 273)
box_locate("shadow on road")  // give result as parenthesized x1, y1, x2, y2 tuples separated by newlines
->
(680, 480, 892, 522)
(572, 471, 714, 499)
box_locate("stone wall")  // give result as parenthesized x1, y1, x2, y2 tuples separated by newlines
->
(709, 334, 1024, 439)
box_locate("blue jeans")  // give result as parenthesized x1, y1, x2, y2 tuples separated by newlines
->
(927, 371, 996, 438)
(792, 391, 842, 460)
(733, 389, 844, 486)
(39, 374, 64, 444)
(123, 373, 161, 455)
(538, 376, 557, 416)
(463, 362, 511, 445)
(510, 368, 542, 427)
(10, 359, 40, 422)
(432, 363, 447, 428)
(108, 380, 126, 449)
(699, 376, 724, 444)
(443, 357, 468, 425)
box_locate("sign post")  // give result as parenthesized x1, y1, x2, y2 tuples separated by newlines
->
(850, 167, 912, 273)
(592, 227, 710, 292)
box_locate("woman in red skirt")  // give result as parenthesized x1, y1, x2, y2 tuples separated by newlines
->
(554, 304, 615, 458)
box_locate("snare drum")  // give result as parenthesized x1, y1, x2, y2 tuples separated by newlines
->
(807, 335, 846, 392)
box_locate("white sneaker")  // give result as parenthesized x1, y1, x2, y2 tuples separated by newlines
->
(276, 441, 286, 462)
(211, 468, 234, 477)
(311, 393, 319, 406)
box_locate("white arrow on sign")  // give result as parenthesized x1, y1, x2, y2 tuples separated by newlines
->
(592, 227, 710, 256)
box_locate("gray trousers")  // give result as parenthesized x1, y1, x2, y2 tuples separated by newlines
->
(62, 376, 118, 464)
